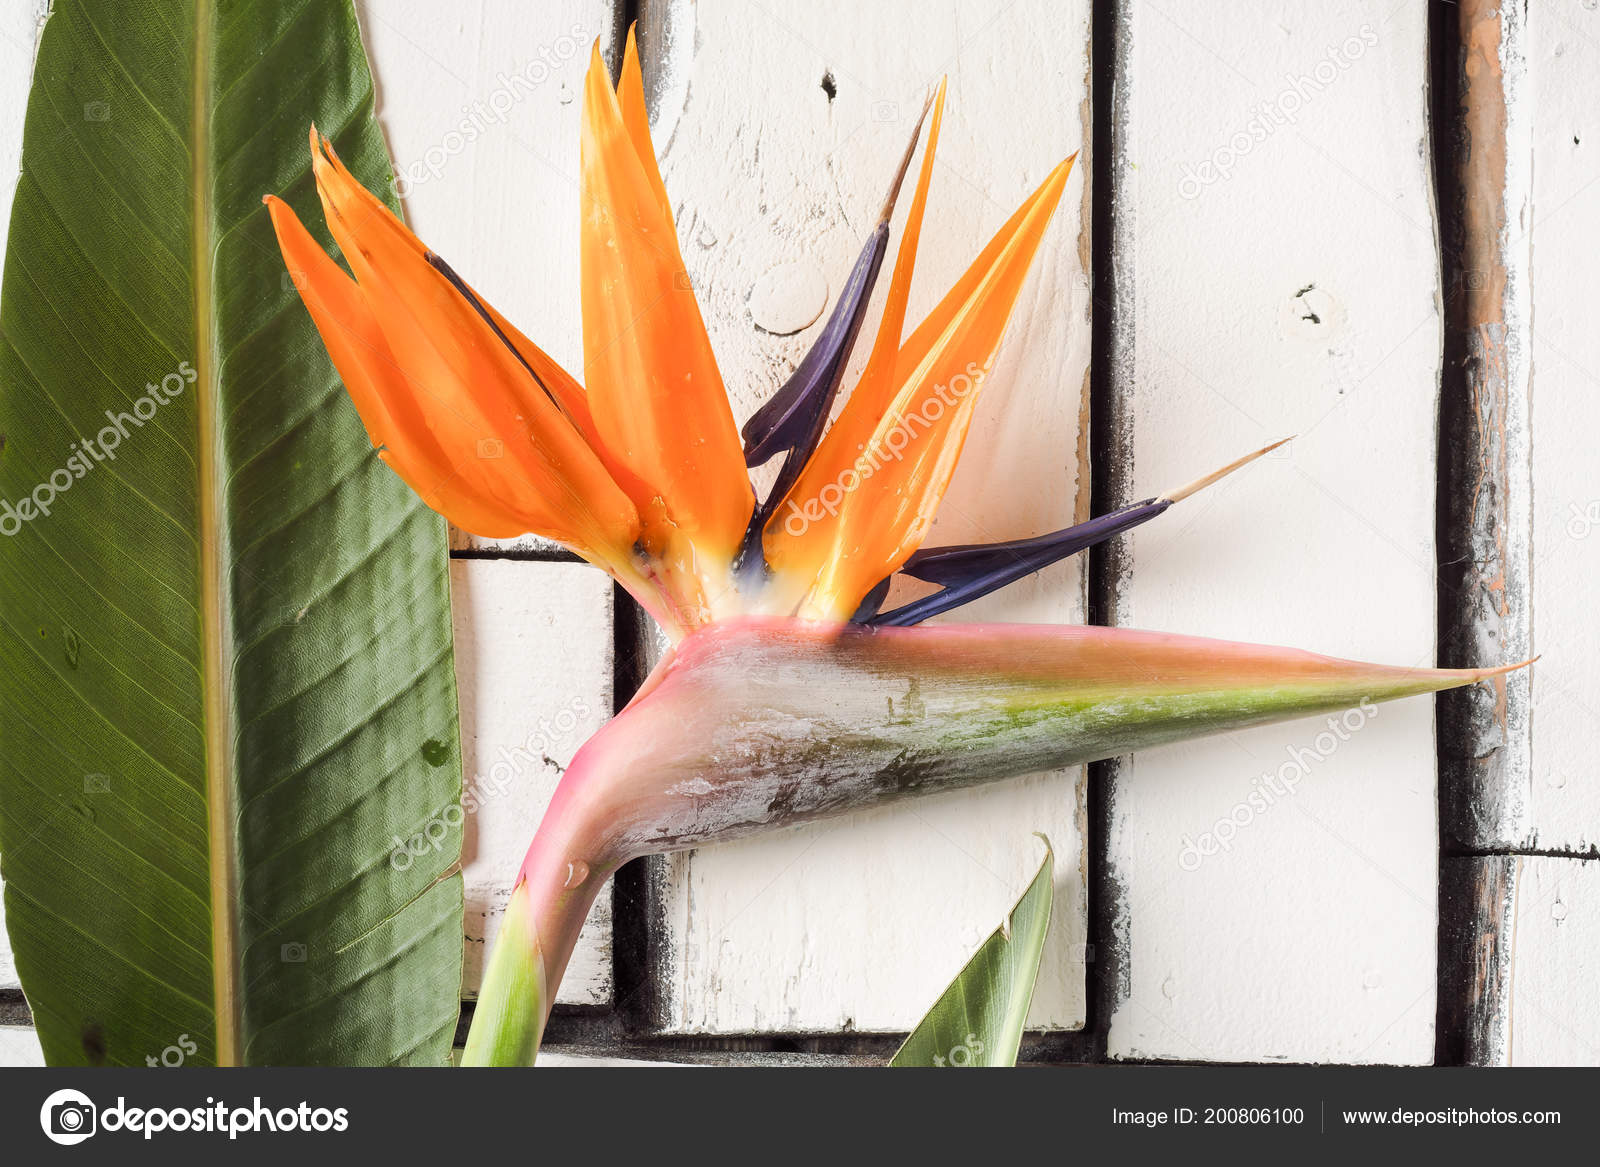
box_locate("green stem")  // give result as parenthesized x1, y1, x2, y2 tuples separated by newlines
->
(459, 881, 546, 1066)
(460, 788, 617, 1066)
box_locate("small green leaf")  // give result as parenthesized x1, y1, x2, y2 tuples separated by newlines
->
(891, 836, 1053, 1067)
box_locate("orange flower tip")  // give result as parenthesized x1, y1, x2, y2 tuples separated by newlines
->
(1157, 436, 1293, 505)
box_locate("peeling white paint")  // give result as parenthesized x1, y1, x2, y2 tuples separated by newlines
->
(748, 260, 829, 335)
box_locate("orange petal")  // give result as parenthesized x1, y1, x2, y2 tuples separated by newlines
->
(580, 42, 753, 567)
(291, 131, 641, 558)
(617, 26, 672, 221)
(765, 156, 1076, 619)
(305, 138, 607, 461)
(265, 194, 409, 455)
(264, 194, 525, 535)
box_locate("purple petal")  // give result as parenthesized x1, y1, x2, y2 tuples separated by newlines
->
(868, 498, 1170, 626)
(742, 225, 889, 469)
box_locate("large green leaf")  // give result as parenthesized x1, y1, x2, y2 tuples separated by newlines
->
(891, 838, 1053, 1067)
(0, 0, 463, 1065)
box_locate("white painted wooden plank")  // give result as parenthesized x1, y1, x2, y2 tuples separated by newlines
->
(641, 0, 1093, 1033)
(0, 0, 46, 998)
(0, 1025, 43, 1067)
(355, 0, 620, 556)
(451, 559, 615, 1004)
(0, 892, 15, 991)
(1503, 856, 1600, 1065)
(1104, 1, 1443, 1063)
(1524, 6, 1600, 853)
(0, 2, 44, 241)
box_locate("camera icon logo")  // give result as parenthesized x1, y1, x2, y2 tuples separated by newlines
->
(83, 102, 110, 122)
(39, 1088, 97, 1146)
(281, 941, 307, 963)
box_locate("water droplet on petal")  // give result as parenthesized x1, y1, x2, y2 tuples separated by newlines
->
(564, 860, 590, 889)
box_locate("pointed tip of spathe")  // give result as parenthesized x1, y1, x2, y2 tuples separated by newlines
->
(1403, 653, 1535, 690)
(1479, 654, 1539, 679)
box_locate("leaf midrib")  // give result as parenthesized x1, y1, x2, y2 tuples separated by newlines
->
(191, 0, 240, 1066)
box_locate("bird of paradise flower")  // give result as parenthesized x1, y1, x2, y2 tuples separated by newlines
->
(265, 31, 1526, 1065)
